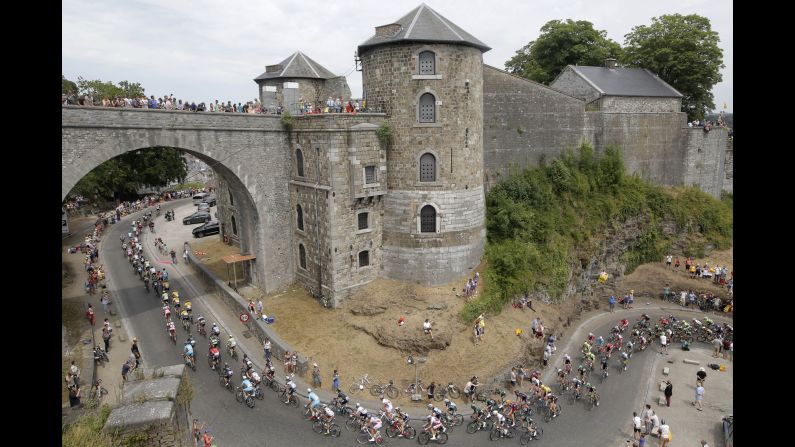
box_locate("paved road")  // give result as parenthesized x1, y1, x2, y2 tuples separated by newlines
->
(103, 201, 731, 446)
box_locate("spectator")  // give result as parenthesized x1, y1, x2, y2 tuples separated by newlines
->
(263, 337, 271, 361)
(68, 382, 81, 408)
(658, 420, 671, 447)
(608, 295, 616, 312)
(641, 404, 654, 435)
(121, 360, 131, 381)
(664, 381, 673, 407)
(632, 412, 642, 440)
(70, 361, 81, 388)
(427, 381, 436, 402)
(423, 319, 434, 339)
(333, 369, 340, 392)
(131, 337, 141, 367)
(696, 367, 706, 387)
(694, 384, 704, 411)
(86, 304, 95, 326)
(312, 363, 322, 388)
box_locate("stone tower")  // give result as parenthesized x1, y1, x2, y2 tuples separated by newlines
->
(358, 3, 490, 285)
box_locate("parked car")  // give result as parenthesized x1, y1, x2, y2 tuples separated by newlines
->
(183, 211, 211, 225)
(203, 195, 217, 207)
(197, 203, 210, 213)
(723, 415, 733, 447)
(192, 220, 220, 238)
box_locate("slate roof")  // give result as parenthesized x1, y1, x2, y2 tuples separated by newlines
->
(568, 66, 682, 98)
(358, 3, 490, 53)
(254, 52, 338, 81)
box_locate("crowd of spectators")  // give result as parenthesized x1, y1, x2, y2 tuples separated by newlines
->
(63, 93, 370, 115)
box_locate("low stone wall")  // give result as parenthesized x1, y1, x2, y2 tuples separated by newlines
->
(187, 252, 309, 375)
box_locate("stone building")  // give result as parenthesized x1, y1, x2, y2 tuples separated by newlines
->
(254, 51, 352, 114)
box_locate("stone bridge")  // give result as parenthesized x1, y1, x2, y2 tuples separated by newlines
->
(62, 106, 293, 292)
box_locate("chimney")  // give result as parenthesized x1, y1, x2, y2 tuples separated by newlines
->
(605, 58, 618, 69)
(375, 24, 402, 38)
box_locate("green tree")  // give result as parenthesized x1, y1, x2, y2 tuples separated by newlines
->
(76, 77, 146, 100)
(62, 75, 78, 95)
(505, 19, 623, 84)
(621, 14, 724, 121)
(70, 147, 187, 203)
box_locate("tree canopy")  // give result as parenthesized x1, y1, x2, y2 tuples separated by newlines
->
(621, 14, 724, 121)
(73, 77, 146, 100)
(69, 147, 188, 203)
(62, 75, 78, 95)
(505, 19, 623, 85)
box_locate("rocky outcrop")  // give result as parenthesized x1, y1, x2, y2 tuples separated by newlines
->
(348, 321, 452, 354)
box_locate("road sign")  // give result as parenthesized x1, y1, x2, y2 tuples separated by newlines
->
(240, 313, 250, 323)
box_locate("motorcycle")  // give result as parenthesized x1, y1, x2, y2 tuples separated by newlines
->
(93, 345, 109, 364)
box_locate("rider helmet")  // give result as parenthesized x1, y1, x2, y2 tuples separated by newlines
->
(427, 404, 433, 409)
(492, 410, 498, 415)
(307, 388, 312, 393)
(444, 399, 449, 404)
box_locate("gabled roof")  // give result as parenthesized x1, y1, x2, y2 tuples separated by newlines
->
(566, 66, 683, 98)
(358, 3, 490, 54)
(254, 51, 337, 81)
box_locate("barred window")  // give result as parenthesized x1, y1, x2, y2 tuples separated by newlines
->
(419, 93, 435, 123)
(365, 166, 377, 184)
(296, 205, 304, 231)
(419, 51, 435, 75)
(296, 149, 304, 177)
(420, 153, 436, 182)
(420, 205, 436, 233)
(358, 212, 369, 230)
(358, 250, 370, 267)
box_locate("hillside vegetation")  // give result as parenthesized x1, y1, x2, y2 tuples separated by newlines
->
(461, 143, 732, 322)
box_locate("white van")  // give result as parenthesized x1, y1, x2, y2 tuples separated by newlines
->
(192, 192, 209, 205)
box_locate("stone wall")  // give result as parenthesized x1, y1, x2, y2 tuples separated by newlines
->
(722, 139, 733, 194)
(483, 66, 590, 191)
(549, 66, 600, 103)
(599, 96, 681, 113)
(681, 127, 728, 197)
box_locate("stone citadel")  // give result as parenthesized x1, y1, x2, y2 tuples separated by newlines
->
(62, 3, 730, 306)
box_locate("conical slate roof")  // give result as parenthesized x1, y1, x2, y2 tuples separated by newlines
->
(254, 51, 338, 81)
(358, 3, 490, 54)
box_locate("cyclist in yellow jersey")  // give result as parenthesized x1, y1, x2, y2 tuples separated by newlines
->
(184, 300, 192, 315)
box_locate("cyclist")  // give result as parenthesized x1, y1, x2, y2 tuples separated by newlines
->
(595, 335, 605, 349)
(584, 350, 595, 368)
(547, 394, 559, 418)
(208, 343, 220, 370)
(221, 363, 234, 387)
(563, 353, 572, 374)
(394, 406, 410, 437)
(425, 410, 444, 441)
(601, 358, 609, 378)
(242, 354, 254, 375)
(571, 377, 583, 400)
(184, 300, 192, 318)
(603, 342, 614, 359)
(625, 339, 635, 357)
(249, 369, 261, 391)
(366, 412, 382, 442)
(163, 304, 171, 321)
(443, 398, 457, 418)
(639, 334, 648, 351)
(581, 341, 592, 356)
(307, 388, 321, 418)
(172, 295, 180, 312)
(143, 275, 150, 291)
(503, 399, 518, 427)
(183, 340, 195, 365)
(161, 291, 169, 306)
(166, 320, 177, 341)
(355, 403, 368, 421)
(335, 389, 349, 408)
(210, 323, 221, 338)
(492, 409, 507, 437)
(587, 332, 595, 343)
(241, 376, 254, 400)
(196, 315, 206, 334)
(265, 364, 276, 384)
(587, 384, 599, 407)
(620, 351, 629, 371)
(381, 395, 394, 420)
(283, 375, 297, 404)
(227, 335, 237, 357)
(321, 404, 336, 435)
(557, 369, 568, 389)
(471, 403, 487, 429)
(180, 310, 190, 328)
(427, 403, 443, 419)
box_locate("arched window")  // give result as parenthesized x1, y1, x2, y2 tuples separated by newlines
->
(420, 153, 436, 182)
(420, 205, 436, 233)
(296, 148, 304, 177)
(419, 93, 435, 123)
(299, 244, 306, 269)
(296, 205, 304, 231)
(358, 250, 370, 267)
(231, 215, 238, 235)
(419, 51, 435, 75)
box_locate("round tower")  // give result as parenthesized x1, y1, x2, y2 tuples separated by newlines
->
(358, 3, 490, 285)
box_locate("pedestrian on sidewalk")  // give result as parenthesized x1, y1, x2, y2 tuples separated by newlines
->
(100, 293, 110, 314)
(183, 249, 189, 264)
(263, 338, 271, 361)
(121, 360, 131, 382)
(283, 351, 291, 375)
(291, 352, 297, 373)
(657, 420, 671, 447)
(712, 336, 723, 357)
(102, 323, 112, 352)
(131, 337, 141, 367)
(509, 367, 517, 389)
(659, 333, 668, 355)
(609, 295, 616, 312)
(649, 411, 660, 434)
(333, 369, 340, 392)
(69, 361, 81, 387)
(68, 383, 81, 408)
(256, 299, 264, 318)
(638, 434, 646, 447)
(696, 367, 707, 387)
(312, 363, 322, 388)
(641, 404, 654, 435)
(86, 304, 95, 326)
(248, 300, 255, 315)
(694, 384, 704, 411)
(427, 381, 436, 402)
(632, 412, 642, 440)
(542, 348, 550, 368)
(170, 249, 177, 264)
(664, 381, 673, 407)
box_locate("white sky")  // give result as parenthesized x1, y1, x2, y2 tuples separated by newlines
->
(62, 0, 732, 112)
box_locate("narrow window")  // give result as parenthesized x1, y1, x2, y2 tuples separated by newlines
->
(365, 165, 377, 184)
(358, 212, 369, 230)
(296, 205, 304, 231)
(419, 51, 435, 75)
(228, 190, 234, 206)
(231, 215, 238, 235)
(420, 153, 436, 182)
(419, 93, 435, 123)
(420, 205, 436, 233)
(296, 148, 304, 177)
(299, 244, 306, 269)
(358, 250, 370, 267)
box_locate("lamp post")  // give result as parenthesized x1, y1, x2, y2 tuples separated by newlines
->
(407, 355, 427, 401)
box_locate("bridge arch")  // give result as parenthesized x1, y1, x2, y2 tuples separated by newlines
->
(62, 106, 293, 293)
